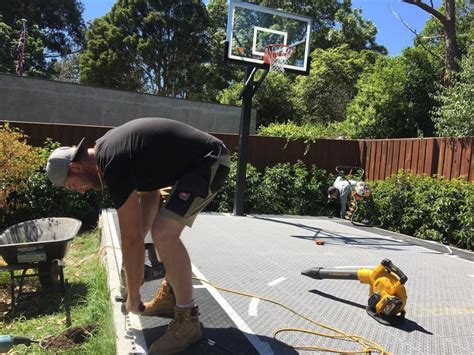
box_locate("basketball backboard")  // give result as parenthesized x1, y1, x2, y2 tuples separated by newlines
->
(225, 1, 312, 75)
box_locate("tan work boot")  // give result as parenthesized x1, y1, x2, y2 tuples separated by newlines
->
(142, 282, 175, 317)
(148, 306, 202, 354)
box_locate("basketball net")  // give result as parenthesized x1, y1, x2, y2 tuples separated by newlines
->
(264, 44, 294, 73)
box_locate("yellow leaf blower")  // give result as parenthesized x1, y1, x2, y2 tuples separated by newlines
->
(302, 259, 407, 326)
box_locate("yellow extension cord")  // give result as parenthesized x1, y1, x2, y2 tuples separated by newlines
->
(96, 246, 387, 353)
(193, 277, 388, 354)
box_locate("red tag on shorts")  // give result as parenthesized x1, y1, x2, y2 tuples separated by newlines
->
(179, 192, 190, 201)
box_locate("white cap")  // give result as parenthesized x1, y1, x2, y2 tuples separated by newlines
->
(46, 138, 86, 187)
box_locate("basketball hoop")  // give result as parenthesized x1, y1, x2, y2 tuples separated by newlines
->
(263, 44, 294, 73)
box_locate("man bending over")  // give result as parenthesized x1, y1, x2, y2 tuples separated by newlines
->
(46, 117, 230, 354)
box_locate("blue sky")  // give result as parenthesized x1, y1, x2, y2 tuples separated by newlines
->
(81, 0, 442, 56)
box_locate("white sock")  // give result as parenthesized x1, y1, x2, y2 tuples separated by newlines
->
(176, 300, 196, 309)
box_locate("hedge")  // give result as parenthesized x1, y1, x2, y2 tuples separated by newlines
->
(355, 172, 473, 250)
(207, 157, 335, 216)
(1, 126, 472, 250)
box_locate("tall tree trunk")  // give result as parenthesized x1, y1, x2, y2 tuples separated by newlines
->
(402, 0, 459, 86)
(443, 0, 459, 85)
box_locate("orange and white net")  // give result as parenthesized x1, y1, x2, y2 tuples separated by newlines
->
(263, 44, 294, 73)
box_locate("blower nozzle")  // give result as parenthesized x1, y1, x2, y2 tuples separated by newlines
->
(301, 267, 324, 279)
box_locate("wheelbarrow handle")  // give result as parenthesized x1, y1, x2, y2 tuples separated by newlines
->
(335, 166, 365, 178)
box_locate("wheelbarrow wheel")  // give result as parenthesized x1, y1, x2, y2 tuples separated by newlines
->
(38, 262, 60, 288)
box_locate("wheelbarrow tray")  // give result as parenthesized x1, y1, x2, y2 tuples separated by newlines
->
(0, 218, 81, 265)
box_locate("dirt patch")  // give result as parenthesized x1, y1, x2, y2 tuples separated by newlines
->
(0, 281, 40, 318)
(41, 324, 97, 350)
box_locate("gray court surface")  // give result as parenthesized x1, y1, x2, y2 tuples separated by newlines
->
(105, 212, 473, 355)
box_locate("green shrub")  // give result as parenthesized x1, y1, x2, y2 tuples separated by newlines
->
(206, 154, 262, 213)
(207, 157, 334, 216)
(253, 162, 298, 215)
(0, 136, 112, 231)
(349, 194, 380, 223)
(357, 172, 473, 250)
(257, 122, 343, 142)
(0, 123, 42, 220)
(252, 161, 333, 216)
(5, 170, 107, 229)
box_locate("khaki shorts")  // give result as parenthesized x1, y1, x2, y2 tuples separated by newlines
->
(159, 152, 230, 227)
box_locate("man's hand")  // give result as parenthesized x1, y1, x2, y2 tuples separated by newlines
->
(126, 293, 145, 314)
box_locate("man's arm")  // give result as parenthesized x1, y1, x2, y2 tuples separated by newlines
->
(117, 190, 145, 313)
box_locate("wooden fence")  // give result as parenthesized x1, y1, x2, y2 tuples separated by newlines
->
(3, 120, 473, 181)
(358, 138, 473, 181)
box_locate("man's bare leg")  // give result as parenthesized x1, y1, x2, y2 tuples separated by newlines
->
(139, 190, 173, 287)
(151, 215, 192, 306)
(138, 190, 161, 236)
(139, 190, 178, 317)
(148, 214, 201, 354)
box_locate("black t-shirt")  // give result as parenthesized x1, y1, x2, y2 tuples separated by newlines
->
(95, 117, 224, 209)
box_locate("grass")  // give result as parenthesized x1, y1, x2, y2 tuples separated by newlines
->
(0, 229, 116, 354)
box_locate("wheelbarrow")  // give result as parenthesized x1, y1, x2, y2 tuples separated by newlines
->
(0, 218, 81, 314)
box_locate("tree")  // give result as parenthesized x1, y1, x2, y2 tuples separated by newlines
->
(50, 53, 80, 83)
(401, 46, 443, 136)
(415, 0, 472, 58)
(292, 45, 379, 124)
(341, 52, 439, 139)
(328, 7, 386, 53)
(433, 45, 474, 136)
(0, 0, 85, 76)
(79, 16, 143, 91)
(402, 0, 460, 85)
(0, 18, 45, 76)
(258, 0, 386, 53)
(0, 19, 18, 73)
(80, 0, 210, 97)
(405, 0, 472, 136)
(218, 72, 295, 127)
(187, 0, 240, 102)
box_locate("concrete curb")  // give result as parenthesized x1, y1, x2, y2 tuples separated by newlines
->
(100, 209, 147, 354)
